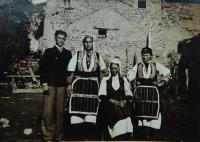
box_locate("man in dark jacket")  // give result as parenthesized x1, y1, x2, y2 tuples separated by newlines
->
(39, 30, 72, 141)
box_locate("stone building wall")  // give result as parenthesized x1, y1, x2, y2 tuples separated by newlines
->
(41, 0, 200, 73)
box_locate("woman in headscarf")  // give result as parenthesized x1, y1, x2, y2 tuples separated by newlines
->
(66, 35, 108, 140)
(67, 35, 108, 79)
(98, 58, 133, 140)
(127, 47, 171, 140)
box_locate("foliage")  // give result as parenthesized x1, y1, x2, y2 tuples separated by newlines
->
(0, 22, 30, 79)
(0, 0, 45, 79)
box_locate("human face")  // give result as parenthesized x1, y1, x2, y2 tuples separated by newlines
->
(110, 63, 120, 76)
(142, 53, 152, 63)
(55, 34, 66, 47)
(83, 37, 93, 51)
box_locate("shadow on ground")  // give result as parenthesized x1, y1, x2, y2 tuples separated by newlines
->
(0, 87, 199, 141)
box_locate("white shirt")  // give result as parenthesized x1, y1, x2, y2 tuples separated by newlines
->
(127, 62, 170, 129)
(55, 45, 63, 53)
(67, 51, 107, 72)
(127, 62, 171, 81)
(112, 74, 120, 90)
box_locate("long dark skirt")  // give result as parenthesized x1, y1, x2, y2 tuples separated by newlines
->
(105, 101, 132, 129)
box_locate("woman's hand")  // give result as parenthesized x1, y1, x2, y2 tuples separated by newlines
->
(157, 80, 168, 87)
(119, 100, 127, 108)
(109, 98, 120, 106)
(66, 84, 72, 95)
(101, 69, 109, 77)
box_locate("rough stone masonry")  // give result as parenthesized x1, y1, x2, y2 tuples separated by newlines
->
(41, 0, 200, 74)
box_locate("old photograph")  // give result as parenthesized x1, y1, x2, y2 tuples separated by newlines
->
(0, 0, 200, 141)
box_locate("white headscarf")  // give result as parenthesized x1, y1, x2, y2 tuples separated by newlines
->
(81, 34, 96, 53)
(109, 58, 122, 90)
(109, 57, 122, 75)
(81, 34, 97, 72)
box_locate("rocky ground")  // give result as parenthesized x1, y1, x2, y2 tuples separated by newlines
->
(0, 87, 199, 141)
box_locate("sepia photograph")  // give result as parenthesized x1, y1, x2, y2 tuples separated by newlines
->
(0, 0, 200, 141)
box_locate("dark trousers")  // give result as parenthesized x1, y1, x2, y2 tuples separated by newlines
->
(41, 86, 65, 141)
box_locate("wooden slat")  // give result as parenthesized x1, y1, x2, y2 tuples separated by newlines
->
(13, 88, 43, 94)
(28, 67, 37, 82)
(7, 75, 40, 78)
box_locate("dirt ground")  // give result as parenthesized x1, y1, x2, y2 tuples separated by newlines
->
(0, 87, 200, 141)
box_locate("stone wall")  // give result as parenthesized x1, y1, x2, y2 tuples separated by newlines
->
(41, 0, 200, 73)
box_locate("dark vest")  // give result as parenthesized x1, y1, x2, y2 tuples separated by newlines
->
(136, 62, 157, 86)
(106, 76, 126, 101)
(75, 51, 100, 77)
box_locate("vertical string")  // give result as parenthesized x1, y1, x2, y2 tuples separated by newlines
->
(72, 81, 75, 111)
(140, 87, 143, 116)
(138, 87, 141, 116)
(144, 87, 146, 116)
(152, 87, 155, 117)
(90, 79, 93, 113)
(78, 79, 81, 111)
(90, 79, 92, 94)
(149, 88, 154, 117)
(82, 79, 84, 112)
(147, 87, 149, 117)
(86, 79, 88, 112)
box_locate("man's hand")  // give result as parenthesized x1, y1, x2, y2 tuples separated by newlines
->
(43, 83, 49, 95)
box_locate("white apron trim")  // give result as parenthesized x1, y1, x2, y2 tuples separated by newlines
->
(108, 117, 133, 138)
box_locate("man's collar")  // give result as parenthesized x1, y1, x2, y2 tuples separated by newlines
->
(55, 45, 63, 49)
(55, 45, 64, 52)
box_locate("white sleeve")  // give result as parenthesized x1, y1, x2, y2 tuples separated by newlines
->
(123, 77, 133, 97)
(99, 55, 107, 71)
(67, 53, 78, 72)
(127, 65, 138, 81)
(156, 63, 171, 78)
(98, 77, 108, 96)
